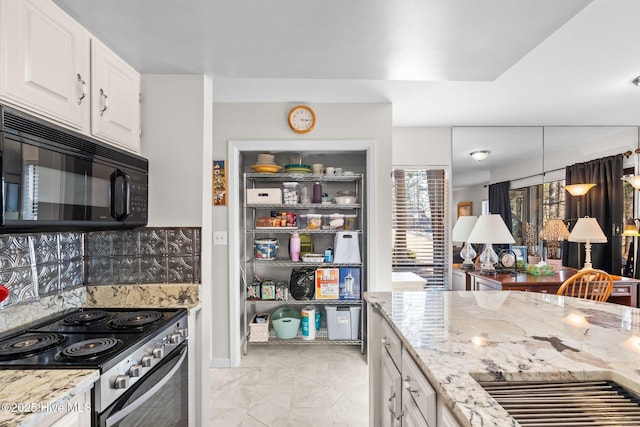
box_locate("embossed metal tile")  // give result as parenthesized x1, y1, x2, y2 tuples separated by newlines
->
(167, 256, 196, 283)
(167, 229, 196, 255)
(0, 267, 37, 306)
(58, 232, 83, 261)
(113, 231, 139, 256)
(140, 256, 168, 283)
(85, 232, 113, 257)
(86, 257, 113, 285)
(60, 260, 84, 290)
(30, 234, 59, 265)
(0, 235, 32, 270)
(139, 229, 167, 256)
(36, 263, 60, 296)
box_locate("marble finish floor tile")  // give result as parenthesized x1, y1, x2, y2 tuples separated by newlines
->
(211, 345, 368, 426)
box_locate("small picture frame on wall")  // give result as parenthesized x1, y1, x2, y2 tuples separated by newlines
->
(457, 201, 472, 218)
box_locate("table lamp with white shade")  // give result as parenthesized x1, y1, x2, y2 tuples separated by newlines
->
(568, 216, 607, 270)
(467, 214, 516, 272)
(452, 215, 478, 269)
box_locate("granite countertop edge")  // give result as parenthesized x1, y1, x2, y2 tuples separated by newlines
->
(0, 369, 99, 427)
(365, 290, 640, 427)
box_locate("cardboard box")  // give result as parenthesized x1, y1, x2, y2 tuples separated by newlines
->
(315, 268, 340, 299)
(339, 268, 360, 300)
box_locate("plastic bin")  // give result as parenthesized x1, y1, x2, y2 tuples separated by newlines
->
(325, 306, 361, 340)
(271, 306, 301, 339)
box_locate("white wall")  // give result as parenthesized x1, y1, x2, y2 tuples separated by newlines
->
(140, 74, 212, 426)
(213, 102, 392, 366)
(141, 75, 207, 227)
(392, 127, 452, 167)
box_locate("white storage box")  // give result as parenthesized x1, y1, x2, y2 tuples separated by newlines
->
(249, 313, 270, 342)
(326, 306, 361, 340)
(247, 188, 282, 204)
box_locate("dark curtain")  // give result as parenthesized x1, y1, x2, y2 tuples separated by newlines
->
(488, 181, 512, 251)
(488, 181, 512, 231)
(562, 154, 623, 272)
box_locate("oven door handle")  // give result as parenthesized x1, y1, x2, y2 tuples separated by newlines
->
(105, 344, 187, 427)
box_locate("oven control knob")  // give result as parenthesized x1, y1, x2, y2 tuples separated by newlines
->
(169, 333, 181, 344)
(141, 355, 154, 367)
(153, 345, 164, 358)
(178, 328, 188, 338)
(114, 375, 130, 389)
(129, 364, 143, 377)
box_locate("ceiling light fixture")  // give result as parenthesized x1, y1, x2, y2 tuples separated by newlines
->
(633, 76, 640, 87)
(469, 150, 490, 161)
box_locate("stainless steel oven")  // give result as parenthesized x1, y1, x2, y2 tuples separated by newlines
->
(0, 308, 188, 427)
(99, 341, 188, 427)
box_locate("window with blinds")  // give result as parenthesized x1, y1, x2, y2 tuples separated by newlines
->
(392, 168, 449, 288)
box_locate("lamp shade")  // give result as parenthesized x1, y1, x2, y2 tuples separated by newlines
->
(452, 215, 478, 243)
(568, 217, 607, 243)
(539, 219, 570, 241)
(565, 183, 596, 196)
(622, 219, 640, 237)
(467, 214, 516, 245)
(622, 175, 640, 190)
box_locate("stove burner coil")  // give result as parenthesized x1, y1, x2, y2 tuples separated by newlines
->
(0, 333, 66, 359)
(60, 337, 122, 359)
(108, 311, 163, 329)
(62, 310, 109, 326)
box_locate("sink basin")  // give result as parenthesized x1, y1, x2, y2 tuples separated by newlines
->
(476, 379, 640, 426)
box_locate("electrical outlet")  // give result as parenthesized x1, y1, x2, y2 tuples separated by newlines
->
(213, 231, 228, 245)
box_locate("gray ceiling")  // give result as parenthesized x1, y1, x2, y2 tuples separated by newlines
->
(51, 0, 640, 128)
(52, 0, 640, 188)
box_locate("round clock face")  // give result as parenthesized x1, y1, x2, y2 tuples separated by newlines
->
(499, 250, 516, 269)
(288, 105, 316, 134)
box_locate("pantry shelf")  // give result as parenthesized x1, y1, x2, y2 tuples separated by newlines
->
(246, 327, 363, 346)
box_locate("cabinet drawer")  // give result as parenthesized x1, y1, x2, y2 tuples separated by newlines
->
(611, 285, 632, 297)
(402, 349, 436, 427)
(382, 320, 402, 369)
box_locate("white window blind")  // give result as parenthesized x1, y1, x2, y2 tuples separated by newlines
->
(392, 168, 449, 288)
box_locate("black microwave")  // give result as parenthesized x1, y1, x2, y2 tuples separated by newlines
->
(0, 105, 148, 231)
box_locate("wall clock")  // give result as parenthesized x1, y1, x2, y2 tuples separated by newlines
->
(288, 105, 316, 134)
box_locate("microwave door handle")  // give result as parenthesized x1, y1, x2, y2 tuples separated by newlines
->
(105, 345, 187, 427)
(1, 176, 4, 226)
(110, 169, 131, 221)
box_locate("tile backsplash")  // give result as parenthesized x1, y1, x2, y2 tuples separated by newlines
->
(86, 228, 201, 285)
(0, 227, 200, 308)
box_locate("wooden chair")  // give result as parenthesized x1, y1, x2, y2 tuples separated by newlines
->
(556, 269, 614, 302)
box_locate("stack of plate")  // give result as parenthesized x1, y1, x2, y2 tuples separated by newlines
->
(250, 153, 282, 173)
(284, 164, 311, 174)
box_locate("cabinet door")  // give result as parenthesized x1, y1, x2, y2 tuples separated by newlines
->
(382, 348, 402, 427)
(91, 38, 140, 152)
(401, 388, 429, 427)
(37, 390, 91, 427)
(451, 269, 467, 291)
(402, 349, 436, 427)
(0, 0, 89, 130)
(437, 400, 462, 427)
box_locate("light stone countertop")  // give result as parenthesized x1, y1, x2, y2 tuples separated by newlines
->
(0, 369, 99, 427)
(365, 290, 640, 427)
(85, 284, 200, 310)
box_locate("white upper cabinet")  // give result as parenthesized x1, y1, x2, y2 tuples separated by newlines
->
(0, 0, 90, 130)
(90, 38, 140, 153)
(0, 0, 141, 153)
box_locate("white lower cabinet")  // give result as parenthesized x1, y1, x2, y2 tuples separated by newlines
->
(401, 349, 436, 426)
(36, 389, 91, 427)
(437, 400, 462, 427)
(371, 313, 463, 427)
(382, 348, 402, 426)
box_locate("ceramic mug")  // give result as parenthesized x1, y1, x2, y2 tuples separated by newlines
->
(312, 163, 323, 174)
(325, 167, 335, 176)
(335, 167, 343, 176)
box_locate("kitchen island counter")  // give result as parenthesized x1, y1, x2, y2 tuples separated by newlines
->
(366, 290, 640, 426)
(0, 368, 98, 427)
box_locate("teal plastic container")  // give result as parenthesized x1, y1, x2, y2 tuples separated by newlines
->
(271, 306, 301, 339)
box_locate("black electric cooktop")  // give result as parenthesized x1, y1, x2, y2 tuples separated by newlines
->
(0, 307, 186, 371)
